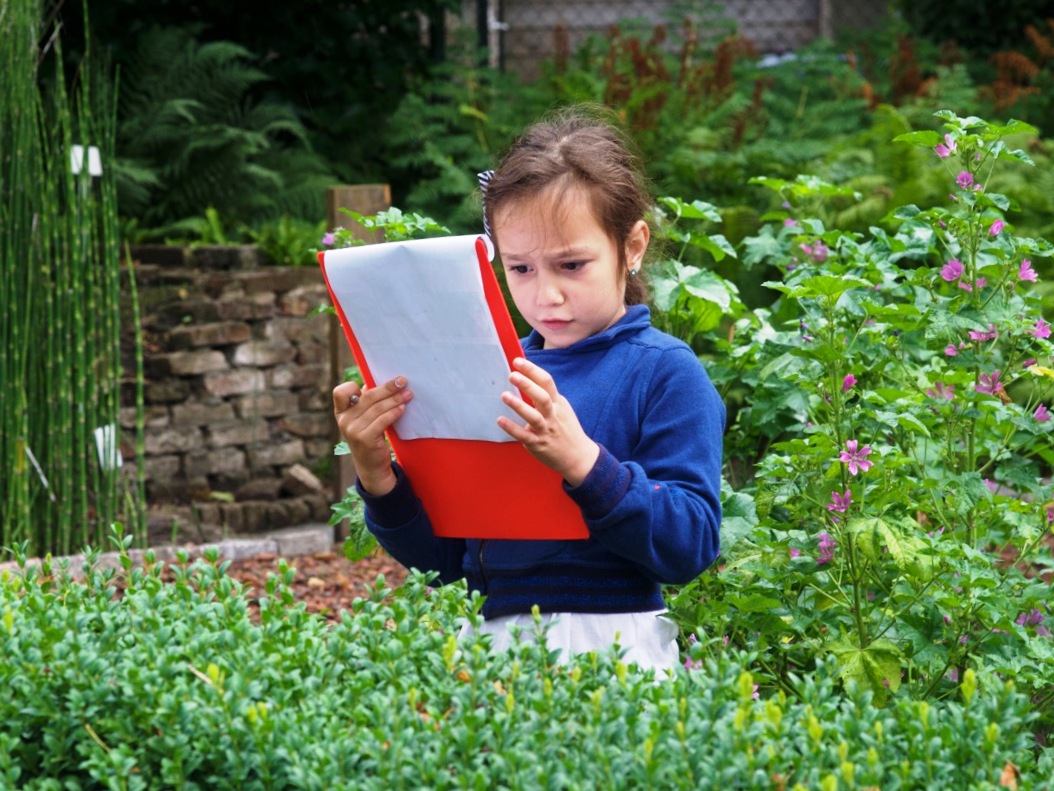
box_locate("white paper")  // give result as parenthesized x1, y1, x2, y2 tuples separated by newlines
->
(94, 423, 123, 470)
(70, 145, 103, 176)
(324, 235, 519, 442)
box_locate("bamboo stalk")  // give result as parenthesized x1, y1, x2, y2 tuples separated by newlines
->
(1, 0, 140, 556)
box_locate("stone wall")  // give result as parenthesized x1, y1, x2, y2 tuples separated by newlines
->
(121, 245, 338, 543)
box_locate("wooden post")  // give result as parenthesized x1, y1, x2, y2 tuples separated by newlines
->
(325, 184, 391, 539)
(818, 0, 833, 40)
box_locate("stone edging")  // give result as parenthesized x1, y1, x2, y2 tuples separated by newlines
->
(0, 523, 336, 581)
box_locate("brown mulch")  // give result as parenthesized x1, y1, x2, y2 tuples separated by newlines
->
(220, 546, 408, 621)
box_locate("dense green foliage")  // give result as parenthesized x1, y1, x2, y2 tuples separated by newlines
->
(113, 25, 336, 235)
(2, 536, 1049, 788)
(327, 110, 1054, 761)
(6, 3, 1054, 782)
(0, 0, 143, 555)
(664, 112, 1054, 735)
(60, 0, 460, 178)
(374, 9, 1054, 297)
(894, 0, 1054, 58)
(46, 2, 1054, 258)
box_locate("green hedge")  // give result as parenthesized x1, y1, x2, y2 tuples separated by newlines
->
(2, 542, 1049, 790)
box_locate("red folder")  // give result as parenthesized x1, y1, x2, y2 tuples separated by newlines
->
(318, 237, 588, 540)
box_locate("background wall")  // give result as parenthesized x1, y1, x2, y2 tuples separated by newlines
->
(122, 246, 337, 544)
(469, 0, 891, 80)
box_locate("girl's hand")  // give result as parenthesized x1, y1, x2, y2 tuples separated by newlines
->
(498, 358, 599, 486)
(332, 377, 412, 495)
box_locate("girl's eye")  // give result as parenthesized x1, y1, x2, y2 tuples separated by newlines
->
(562, 261, 584, 271)
(509, 265, 530, 275)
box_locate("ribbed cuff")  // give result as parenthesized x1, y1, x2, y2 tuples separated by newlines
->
(356, 463, 421, 528)
(563, 445, 630, 521)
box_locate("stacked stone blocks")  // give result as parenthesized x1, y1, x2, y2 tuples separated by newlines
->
(122, 246, 337, 541)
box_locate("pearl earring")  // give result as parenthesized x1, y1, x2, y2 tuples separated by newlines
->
(629, 267, 639, 277)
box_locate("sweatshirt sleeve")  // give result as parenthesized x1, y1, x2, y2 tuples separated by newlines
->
(357, 463, 468, 585)
(563, 347, 724, 584)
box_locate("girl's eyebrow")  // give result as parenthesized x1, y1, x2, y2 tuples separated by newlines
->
(502, 246, 595, 263)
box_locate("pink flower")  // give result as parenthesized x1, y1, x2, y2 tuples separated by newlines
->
(1016, 609, 1051, 638)
(839, 440, 874, 475)
(683, 634, 703, 670)
(827, 489, 852, 514)
(842, 374, 857, 392)
(968, 324, 998, 342)
(817, 532, 836, 564)
(789, 547, 802, 559)
(940, 258, 964, 282)
(321, 231, 336, 246)
(989, 219, 1005, 236)
(975, 370, 1005, 396)
(956, 171, 974, 189)
(1018, 260, 1038, 282)
(801, 241, 829, 263)
(925, 381, 955, 400)
(934, 134, 957, 158)
(1036, 404, 1051, 423)
(944, 343, 961, 357)
(1031, 318, 1051, 340)
(783, 217, 797, 227)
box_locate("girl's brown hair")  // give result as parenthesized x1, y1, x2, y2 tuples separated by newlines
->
(483, 105, 654, 306)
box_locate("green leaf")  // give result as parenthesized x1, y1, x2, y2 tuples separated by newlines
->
(987, 119, 1039, 138)
(848, 516, 911, 568)
(766, 274, 872, 300)
(895, 412, 931, 437)
(720, 485, 759, 552)
(742, 229, 784, 268)
(893, 130, 940, 147)
(689, 233, 737, 262)
(658, 195, 722, 222)
(828, 637, 904, 698)
(458, 103, 489, 123)
(727, 594, 784, 613)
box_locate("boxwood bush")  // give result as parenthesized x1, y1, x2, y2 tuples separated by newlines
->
(2, 536, 1049, 789)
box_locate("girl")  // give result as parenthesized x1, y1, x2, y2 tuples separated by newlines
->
(332, 106, 724, 670)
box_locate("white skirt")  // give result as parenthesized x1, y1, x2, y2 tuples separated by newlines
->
(459, 609, 681, 672)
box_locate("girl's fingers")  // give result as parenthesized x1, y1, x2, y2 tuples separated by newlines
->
(501, 389, 540, 428)
(332, 381, 362, 414)
(333, 378, 412, 446)
(334, 377, 409, 414)
(511, 357, 556, 394)
(509, 372, 555, 416)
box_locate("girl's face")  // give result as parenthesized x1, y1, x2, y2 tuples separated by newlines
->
(493, 184, 648, 350)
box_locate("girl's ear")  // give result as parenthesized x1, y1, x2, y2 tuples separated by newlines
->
(625, 219, 650, 273)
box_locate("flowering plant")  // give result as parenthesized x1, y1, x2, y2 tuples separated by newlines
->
(669, 111, 1054, 718)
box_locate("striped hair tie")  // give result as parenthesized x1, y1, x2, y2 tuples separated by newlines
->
(477, 169, 494, 238)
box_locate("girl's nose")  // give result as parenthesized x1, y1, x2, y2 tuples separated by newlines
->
(536, 271, 564, 305)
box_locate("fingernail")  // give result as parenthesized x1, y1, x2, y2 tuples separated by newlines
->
(395, 376, 407, 388)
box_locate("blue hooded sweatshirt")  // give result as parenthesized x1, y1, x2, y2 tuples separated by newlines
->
(358, 305, 725, 619)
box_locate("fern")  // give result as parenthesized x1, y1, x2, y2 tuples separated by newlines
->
(115, 25, 334, 235)
(382, 41, 545, 233)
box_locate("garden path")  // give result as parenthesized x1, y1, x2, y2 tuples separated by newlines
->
(222, 544, 408, 621)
